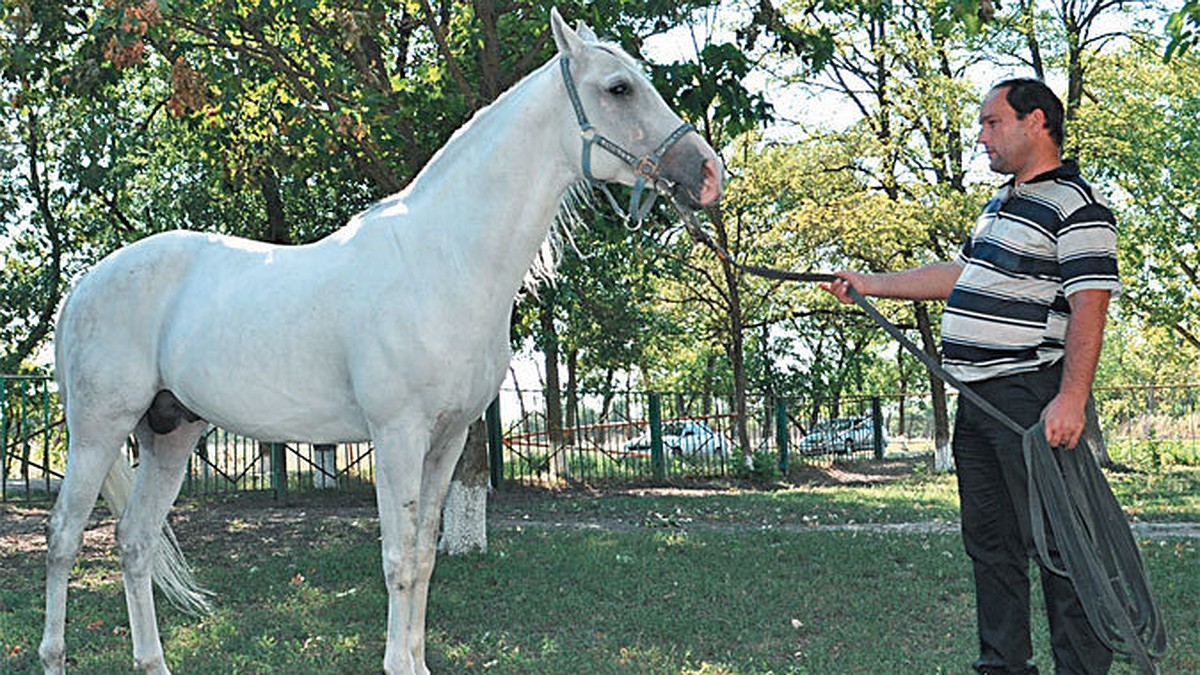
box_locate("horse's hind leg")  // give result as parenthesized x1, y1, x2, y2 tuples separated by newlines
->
(119, 417, 206, 675)
(39, 425, 132, 675)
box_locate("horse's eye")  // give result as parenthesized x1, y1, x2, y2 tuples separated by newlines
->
(607, 81, 631, 97)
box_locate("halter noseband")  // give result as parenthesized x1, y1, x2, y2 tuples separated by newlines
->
(559, 55, 694, 222)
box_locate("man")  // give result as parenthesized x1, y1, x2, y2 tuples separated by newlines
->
(822, 79, 1120, 674)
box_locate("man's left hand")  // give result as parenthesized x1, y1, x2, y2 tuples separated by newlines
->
(1041, 392, 1087, 449)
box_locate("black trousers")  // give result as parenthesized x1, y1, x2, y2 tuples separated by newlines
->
(952, 364, 1113, 675)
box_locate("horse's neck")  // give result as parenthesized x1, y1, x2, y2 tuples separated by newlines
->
(352, 61, 573, 302)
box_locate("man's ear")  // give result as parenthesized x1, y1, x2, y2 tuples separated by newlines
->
(1026, 108, 1048, 135)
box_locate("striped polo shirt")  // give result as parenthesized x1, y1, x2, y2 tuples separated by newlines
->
(941, 160, 1121, 382)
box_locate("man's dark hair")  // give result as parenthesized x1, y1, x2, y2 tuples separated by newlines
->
(992, 78, 1065, 148)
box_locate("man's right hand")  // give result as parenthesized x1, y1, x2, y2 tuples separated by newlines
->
(820, 271, 870, 304)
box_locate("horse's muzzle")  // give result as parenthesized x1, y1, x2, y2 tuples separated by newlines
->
(660, 133, 724, 212)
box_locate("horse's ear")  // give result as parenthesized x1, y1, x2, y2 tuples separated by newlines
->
(550, 7, 585, 56)
(575, 21, 598, 43)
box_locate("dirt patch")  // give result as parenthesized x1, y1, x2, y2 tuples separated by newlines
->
(0, 496, 383, 583)
(488, 455, 933, 503)
(786, 455, 933, 486)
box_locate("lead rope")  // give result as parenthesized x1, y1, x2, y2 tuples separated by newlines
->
(681, 212, 1167, 674)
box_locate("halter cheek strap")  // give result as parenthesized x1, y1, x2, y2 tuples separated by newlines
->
(560, 56, 694, 222)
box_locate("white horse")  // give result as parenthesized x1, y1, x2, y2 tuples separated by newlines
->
(39, 9, 721, 675)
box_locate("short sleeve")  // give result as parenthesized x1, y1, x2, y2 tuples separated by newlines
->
(1058, 203, 1121, 299)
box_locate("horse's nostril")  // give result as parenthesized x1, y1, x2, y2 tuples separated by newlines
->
(699, 159, 724, 206)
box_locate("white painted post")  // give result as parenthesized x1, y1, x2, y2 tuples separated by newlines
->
(313, 444, 338, 489)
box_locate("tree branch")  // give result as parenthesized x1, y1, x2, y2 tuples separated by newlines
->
(418, 0, 477, 108)
(5, 108, 64, 373)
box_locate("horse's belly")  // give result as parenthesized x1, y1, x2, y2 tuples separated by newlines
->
(201, 399, 371, 444)
(158, 303, 370, 442)
(163, 356, 370, 443)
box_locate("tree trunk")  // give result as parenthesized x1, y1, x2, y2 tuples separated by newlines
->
(896, 349, 909, 441)
(440, 418, 489, 555)
(914, 302, 953, 472)
(473, 0, 501, 102)
(565, 347, 578, 446)
(3, 109, 64, 374)
(1019, 0, 1046, 80)
(260, 165, 289, 244)
(710, 208, 752, 464)
(538, 291, 565, 476)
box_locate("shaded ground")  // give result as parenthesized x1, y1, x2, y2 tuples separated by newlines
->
(3, 455, 1197, 583)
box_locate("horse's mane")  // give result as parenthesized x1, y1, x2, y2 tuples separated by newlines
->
(523, 180, 593, 293)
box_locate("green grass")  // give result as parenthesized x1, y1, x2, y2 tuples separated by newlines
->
(488, 464, 1200, 528)
(2, 466, 1197, 674)
(486, 485, 963, 536)
(1106, 467, 1200, 522)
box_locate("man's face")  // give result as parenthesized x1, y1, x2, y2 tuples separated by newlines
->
(976, 87, 1040, 177)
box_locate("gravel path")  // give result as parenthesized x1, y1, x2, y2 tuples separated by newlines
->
(488, 515, 1200, 540)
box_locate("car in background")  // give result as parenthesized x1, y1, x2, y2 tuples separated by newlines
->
(796, 416, 886, 455)
(622, 419, 732, 458)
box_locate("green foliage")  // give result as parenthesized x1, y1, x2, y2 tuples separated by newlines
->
(1074, 42, 1200, 355)
(732, 447, 781, 482)
(1095, 316, 1200, 390)
(1166, 0, 1200, 61)
(650, 40, 775, 139)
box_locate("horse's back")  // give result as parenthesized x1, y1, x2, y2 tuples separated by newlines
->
(57, 231, 273, 395)
(58, 232, 209, 361)
(58, 229, 377, 440)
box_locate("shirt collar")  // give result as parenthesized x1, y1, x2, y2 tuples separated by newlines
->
(1003, 158, 1079, 188)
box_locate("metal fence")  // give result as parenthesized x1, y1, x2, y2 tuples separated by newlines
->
(0, 376, 375, 503)
(496, 387, 890, 485)
(4, 375, 1199, 503)
(1094, 383, 1200, 470)
(1, 376, 65, 501)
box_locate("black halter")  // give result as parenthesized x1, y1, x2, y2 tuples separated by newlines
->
(559, 55, 694, 222)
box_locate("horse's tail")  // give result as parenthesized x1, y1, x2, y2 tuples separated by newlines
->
(100, 460, 214, 616)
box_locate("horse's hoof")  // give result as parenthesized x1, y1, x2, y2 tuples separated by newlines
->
(39, 645, 65, 675)
(134, 655, 171, 675)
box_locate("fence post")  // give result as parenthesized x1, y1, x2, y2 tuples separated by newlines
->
(19, 384, 29, 489)
(649, 392, 665, 482)
(486, 396, 503, 490)
(775, 400, 790, 475)
(871, 396, 885, 459)
(41, 381, 52, 494)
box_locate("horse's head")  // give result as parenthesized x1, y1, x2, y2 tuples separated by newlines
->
(550, 9, 724, 218)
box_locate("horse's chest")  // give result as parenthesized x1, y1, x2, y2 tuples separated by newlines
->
(351, 324, 510, 420)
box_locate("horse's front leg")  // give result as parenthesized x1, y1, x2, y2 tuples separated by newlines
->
(407, 428, 469, 673)
(373, 425, 427, 675)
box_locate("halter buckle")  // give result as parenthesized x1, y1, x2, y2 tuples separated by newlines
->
(635, 157, 659, 179)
